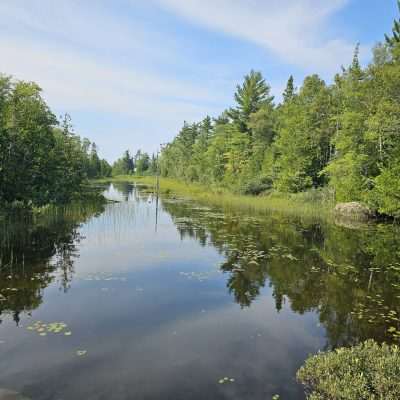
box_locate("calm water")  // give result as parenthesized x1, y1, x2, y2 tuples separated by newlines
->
(1, 183, 400, 400)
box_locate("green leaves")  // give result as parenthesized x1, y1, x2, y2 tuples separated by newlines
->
(26, 321, 71, 336)
(297, 340, 400, 400)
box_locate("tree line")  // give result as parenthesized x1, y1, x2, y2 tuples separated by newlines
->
(112, 149, 158, 176)
(160, 5, 400, 218)
(0, 75, 112, 207)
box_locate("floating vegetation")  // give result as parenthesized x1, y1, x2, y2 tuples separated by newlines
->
(82, 272, 127, 282)
(351, 295, 400, 341)
(76, 350, 87, 357)
(26, 321, 70, 336)
(179, 270, 219, 282)
(268, 245, 299, 261)
(1, 288, 18, 293)
(218, 377, 235, 384)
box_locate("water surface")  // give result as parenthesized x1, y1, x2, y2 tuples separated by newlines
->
(1, 183, 400, 400)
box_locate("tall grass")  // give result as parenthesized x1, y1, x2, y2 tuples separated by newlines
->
(95, 175, 334, 221)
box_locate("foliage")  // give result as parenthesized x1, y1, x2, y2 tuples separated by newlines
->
(227, 70, 274, 133)
(297, 340, 400, 400)
(105, 176, 333, 221)
(112, 149, 156, 176)
(0, 75, 111, 207)
(160, 12, 400, 217)
(385, 0, 400, 46)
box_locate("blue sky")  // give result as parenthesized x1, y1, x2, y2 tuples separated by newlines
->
(0, 0, 397, 161)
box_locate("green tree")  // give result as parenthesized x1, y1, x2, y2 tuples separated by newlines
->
(228, 70, 274, 133)
(385, 0, 400, 46)
(274, 75, 334, 192)
(282, 75, 296, 103)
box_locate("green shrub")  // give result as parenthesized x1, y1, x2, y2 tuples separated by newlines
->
(240, 176, 272, 195)
(297, 340, 400, 400)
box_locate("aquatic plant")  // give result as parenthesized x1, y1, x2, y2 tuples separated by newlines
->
(97, 176, 333, 222)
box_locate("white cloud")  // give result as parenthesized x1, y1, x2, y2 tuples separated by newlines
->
(0, 0, 231, 158)
(0, 36, 214, 115)
(154, 0, 361, 74)
(0, 0, 370, 159)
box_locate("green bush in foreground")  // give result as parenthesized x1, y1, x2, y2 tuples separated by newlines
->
(297, 340, 400, 400)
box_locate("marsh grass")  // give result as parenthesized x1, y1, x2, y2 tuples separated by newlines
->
(95, 175, 334, 221)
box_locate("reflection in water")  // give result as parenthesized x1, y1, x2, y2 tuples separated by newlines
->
(162, 197, 400, 348)
(0, 183, 399, 400)
(0, 201, 105, 325)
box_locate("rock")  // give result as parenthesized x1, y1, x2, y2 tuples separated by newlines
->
(0, 389, 31, 400)
(334, 202, 374, 220)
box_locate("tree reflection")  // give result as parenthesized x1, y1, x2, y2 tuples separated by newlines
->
(0, 201, 105, 324)
(162, 197, 400, 348)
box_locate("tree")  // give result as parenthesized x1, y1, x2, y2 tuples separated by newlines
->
(282, 75, 296, 103)
(0, 75, 107, 207)
(228, 70, 274, 133)
(158, 16, 400, 217)
(274, 75, 334, 192)
(385, 0, 400, 46)
(113, 150, 134, 175)
(135, 152, 150, 175)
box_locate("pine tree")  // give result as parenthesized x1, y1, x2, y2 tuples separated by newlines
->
(228, 70, 274, 133)
(385, 0, 400, 46)
(283, 75, 295, 102)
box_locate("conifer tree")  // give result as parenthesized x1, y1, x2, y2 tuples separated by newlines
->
(385, 0, 400, 46)
(228, 70, 274, 133)
(282, 75, 295, 102)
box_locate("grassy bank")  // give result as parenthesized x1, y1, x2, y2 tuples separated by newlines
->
(95, 175, 334, 221)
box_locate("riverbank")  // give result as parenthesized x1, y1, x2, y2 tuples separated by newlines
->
(94, 175, 335, 221)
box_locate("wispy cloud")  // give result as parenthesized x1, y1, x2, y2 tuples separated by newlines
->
(0, 0, 230, 158)
(153, 0, 360, 74)
(0, 0, 371, 160)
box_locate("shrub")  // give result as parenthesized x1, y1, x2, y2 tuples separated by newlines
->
(297, 340, 400, 400)
(240, 176, 272, 195)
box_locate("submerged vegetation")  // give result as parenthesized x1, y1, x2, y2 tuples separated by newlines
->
(159, 7, 400, 219)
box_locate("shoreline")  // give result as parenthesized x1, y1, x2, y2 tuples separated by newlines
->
(94, 175, 334, 222)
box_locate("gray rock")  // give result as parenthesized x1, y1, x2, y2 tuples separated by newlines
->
(0, 389, 31, 400)
(334, 202, 374, 220)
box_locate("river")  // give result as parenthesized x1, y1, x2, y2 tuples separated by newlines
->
(0, 182, 399, 399)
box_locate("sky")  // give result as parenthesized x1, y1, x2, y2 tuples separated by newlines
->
(0, 0, 397, 162)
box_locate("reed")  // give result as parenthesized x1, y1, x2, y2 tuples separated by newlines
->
(95, 175, 334, 221)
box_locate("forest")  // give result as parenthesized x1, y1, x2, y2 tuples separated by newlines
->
(0, 74, 158, 208)
(1, 5, 400, 219)
(160, 11, 400, 218)
(0, 75, 113, 207)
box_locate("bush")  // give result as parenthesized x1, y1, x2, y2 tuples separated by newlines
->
(297, 340, 400, 400)
(240, 176, 273, 195)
